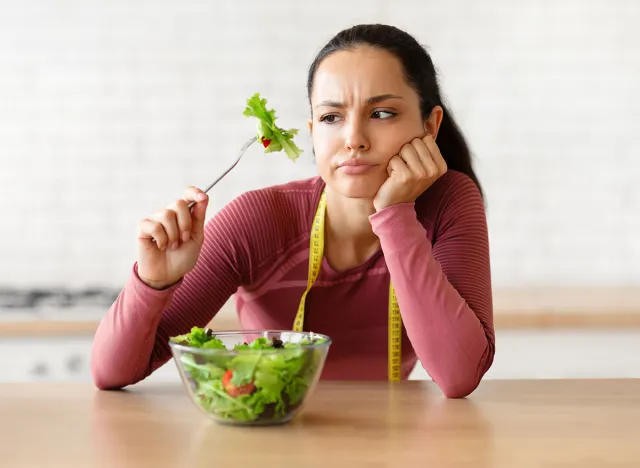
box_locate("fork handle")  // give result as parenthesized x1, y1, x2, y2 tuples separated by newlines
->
(187, 136, 258, 209)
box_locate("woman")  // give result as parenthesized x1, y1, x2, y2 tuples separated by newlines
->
(91, 24, 495, 398)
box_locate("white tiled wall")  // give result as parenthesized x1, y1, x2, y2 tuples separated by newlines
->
(1, 0, 638, 289)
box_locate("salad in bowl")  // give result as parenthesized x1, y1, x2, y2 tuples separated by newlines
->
(169, 327, 331, 425)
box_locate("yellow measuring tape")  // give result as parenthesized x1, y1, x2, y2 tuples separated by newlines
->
(292, 190, 402, 381)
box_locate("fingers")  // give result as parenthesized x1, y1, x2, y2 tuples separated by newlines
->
(397, 136, 446, 183)
(151, 209, 181, 250)
(377, 135, 446, 210)
(182, 186, 209, 239)
(409, 137, 439, 179)
(398, 142, 429, 178)
(138, 186, 209, 250)
(138, 219, 169, 250)
(184, 186, 208, 204)
(190, 194, 208, 240)
(422, 134, 447, 174)
(387, 155, 410, 180)
(171, 199, 192, 243)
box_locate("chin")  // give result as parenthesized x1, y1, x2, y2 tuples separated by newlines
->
(333, 178, 380, 200)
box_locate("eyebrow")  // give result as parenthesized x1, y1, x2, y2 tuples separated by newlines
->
(314, 94, 404, 109)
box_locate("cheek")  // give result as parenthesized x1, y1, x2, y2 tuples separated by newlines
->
(311, 124, 337, 152)
(311, 127, 339, 175)
(376, 122, 424, 157)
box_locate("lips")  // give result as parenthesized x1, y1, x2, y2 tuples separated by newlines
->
(338, 158, 377, 167)
(337, 158, 378, 175)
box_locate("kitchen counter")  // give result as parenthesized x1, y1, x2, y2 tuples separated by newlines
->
(1, 379, 639, 467)
(2, 287, 639, 337)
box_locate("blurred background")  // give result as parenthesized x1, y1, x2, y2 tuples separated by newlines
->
(1, 0, 638, 382)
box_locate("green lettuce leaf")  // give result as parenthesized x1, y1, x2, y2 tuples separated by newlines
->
(228, 353, 262, 386)
(180, 354, 226, 381)
(198, 380, 256, 421)
(243, 93, 303, 161)
(169, 326, 225, 349)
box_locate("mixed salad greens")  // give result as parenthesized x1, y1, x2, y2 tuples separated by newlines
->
(170, 327, 328, 423)
(244, 93, 303, 161)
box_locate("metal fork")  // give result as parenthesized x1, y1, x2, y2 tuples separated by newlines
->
(187, 136, 257, 208)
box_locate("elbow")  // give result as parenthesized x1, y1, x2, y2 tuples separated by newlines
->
(91, 365, 124, 391)
(90, 341, 129, 391)
(439, 377, 481, 399)
(436, 351, 494, 399)
(91, 363, 141, 391)
(90, 343, 151, 390)
(90, 356, 125, 391)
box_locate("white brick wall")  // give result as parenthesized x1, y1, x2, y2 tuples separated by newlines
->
(1, 0, 638, 288)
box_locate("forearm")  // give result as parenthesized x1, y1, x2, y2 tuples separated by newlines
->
(371, 203, 494, 397)
(90, 264, 181, 389)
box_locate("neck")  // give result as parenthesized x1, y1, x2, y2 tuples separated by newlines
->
(324, 186, 378, 246)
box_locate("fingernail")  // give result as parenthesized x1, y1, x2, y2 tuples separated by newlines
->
(171, 241, 179, 250)
(197, 193, 206, 201)
(182, 231, 190, 242)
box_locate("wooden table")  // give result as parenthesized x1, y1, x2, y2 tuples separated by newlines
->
(1, 379, 639, 467)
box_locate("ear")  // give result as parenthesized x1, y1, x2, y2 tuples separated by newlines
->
(308, 119, 313, 134)
(423, 105, 443, 139)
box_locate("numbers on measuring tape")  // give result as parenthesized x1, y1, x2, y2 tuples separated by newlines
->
(387, 282, 402, 381)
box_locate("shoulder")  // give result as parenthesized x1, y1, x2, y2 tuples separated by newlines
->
(200, 176, 325, 283)
(204, 176, 324, 248)
(224, 176, 324, 226)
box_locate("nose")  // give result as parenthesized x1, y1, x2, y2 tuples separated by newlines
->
(344, 119, 370, 152)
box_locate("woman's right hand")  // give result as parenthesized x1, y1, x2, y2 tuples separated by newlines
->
(136, 186, 209, 290)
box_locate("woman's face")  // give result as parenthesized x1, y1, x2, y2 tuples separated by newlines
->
(309, 45, 428, 199)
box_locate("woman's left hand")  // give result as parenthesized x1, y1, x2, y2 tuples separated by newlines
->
(373, 134, 448, 212)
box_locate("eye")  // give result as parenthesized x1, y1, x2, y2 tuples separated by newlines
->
(319, 114, 342, 124)
(371, 110, 397, 120)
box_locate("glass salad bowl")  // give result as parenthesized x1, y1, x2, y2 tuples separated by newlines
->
(169, 328, 332, 426)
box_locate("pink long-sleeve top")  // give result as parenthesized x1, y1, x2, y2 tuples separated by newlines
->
(91, 170, 495, 398)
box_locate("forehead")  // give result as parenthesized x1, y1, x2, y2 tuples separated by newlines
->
(311, 46, 414, 103)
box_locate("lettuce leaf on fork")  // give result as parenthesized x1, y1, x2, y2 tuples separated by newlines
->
(243, 93, 303, 161)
